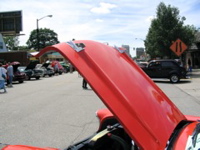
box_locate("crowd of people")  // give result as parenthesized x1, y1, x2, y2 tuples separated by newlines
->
(0, 62, 14, 93)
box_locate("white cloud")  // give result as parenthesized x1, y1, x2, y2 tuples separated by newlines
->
(90, 2, 117, 14)
(95, 19, 104, 22)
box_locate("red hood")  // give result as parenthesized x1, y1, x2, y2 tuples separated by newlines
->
(36, 40, 186, 149)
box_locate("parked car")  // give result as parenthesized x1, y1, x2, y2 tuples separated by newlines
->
(141, 59, 189, 83)
(6, 62, 26, 84)
(35, 64, 46, 77)
(42, 63, 55, 77)
(2, 40, 200, 150)
(12, 62, 26, 83)
(51, 60, 65, 75)
(23, 61, 43, 80)
(59, 61, 70, 73)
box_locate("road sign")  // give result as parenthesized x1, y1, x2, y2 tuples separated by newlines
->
(170, 39, 188, 56)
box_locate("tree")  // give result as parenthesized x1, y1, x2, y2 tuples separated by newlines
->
(26, 28, 59, 51)
(145, 2, 196, 59)
(17, 45, 29, 51)
(3, 36, 19, 50)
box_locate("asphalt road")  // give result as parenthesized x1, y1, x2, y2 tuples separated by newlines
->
(0, 71, 200, 149)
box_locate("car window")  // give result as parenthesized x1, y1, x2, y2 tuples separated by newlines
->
(161, 61, 176, 67)
(18, 67, 25, 72)
(149, 62, 161, 68)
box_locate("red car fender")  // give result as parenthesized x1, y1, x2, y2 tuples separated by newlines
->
(96, 108, 114, 123)
(185, 115, 200, 122)
(2, 145, 58, 150)
(96, 108, 115, 131)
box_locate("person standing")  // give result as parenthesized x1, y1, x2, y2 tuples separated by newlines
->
(188, 58, 192, 72)
(82, 78, 88, 89)
(0, 63, 7, 93)
(7, 62, 14, 87)
(54, 62, 59, 75)
(69, 63, 74, 73)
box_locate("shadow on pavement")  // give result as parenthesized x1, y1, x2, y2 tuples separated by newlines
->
(153, 80, 191, 84)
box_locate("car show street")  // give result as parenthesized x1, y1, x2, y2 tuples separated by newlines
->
(0, 71, 200, 149)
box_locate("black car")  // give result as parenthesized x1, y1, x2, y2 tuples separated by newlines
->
(141, 59, 189, 83)
(22, 61, 43, 80)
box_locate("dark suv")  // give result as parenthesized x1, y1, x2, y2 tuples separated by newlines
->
(141, 59, 189, 83)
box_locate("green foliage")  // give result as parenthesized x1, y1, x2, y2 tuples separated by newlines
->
(17, 45, 29, 51)
(3, 36, 19, 50)
(145, 2, 196, 59)
(26, 28, 59, 51)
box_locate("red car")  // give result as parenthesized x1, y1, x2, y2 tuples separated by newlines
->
(11, 62, 27, 83)
(4, 62, 26, 84)
(51, 60, 64, 75)
(2, 40, 200, 150)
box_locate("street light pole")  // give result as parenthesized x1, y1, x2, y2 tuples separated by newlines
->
(135, 38, 147, 60)
(135, 38, 144, 41)
(36, 15, 52, 51)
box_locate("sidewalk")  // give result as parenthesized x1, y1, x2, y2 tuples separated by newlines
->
(174, 69, 200, 109)
(187, 69, 200, 78)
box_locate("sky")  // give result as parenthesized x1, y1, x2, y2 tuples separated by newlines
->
(1, 0, 200, 56)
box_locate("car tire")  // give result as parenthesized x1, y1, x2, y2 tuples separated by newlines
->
(170, 74, 180, 83)
(19, 81, 24, 83)
(36, 77, 40, 80)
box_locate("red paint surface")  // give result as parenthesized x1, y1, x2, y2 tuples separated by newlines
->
(35, 40, 186, 149)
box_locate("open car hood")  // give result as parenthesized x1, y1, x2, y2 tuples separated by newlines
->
(11, 62, 21, 72)
(36, 40, 185, 149)
(42, 63, 50, 68)
(25, 61, 39, 70)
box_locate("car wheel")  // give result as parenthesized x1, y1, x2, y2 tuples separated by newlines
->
(170, 74, 180, 83)
(36, 77, 40, 80)
(19, 81, 24, 83)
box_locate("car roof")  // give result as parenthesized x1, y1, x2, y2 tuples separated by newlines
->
(36, 40, 186, 149)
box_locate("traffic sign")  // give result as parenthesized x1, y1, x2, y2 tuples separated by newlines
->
(170, 39, 188, 56)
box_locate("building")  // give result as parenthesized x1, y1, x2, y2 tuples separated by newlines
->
(136, 47, 145, 59)
(0, 51, 30, 65)
(186, 32, 200, 69)
(121, 45, 130, 56)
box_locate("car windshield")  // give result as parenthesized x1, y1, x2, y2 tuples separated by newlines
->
(18, 67, 26, 72)
(161, 61, 177, 67)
